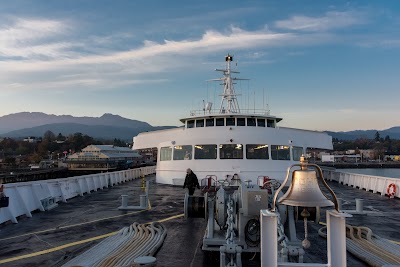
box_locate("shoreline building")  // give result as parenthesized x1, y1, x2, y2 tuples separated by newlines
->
(66, 145, 142, 171)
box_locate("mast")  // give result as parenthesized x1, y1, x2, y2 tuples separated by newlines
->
(210, 54, 248, 114)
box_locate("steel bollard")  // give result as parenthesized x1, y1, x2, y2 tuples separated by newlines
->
(140, 195, 147, 208)
(356, 198, 363, 213)
(121, 195, 128, 208)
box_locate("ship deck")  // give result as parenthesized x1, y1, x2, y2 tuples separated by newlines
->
(0, 175, 399, 267)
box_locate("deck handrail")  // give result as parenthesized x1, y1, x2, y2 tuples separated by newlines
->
(0, 166, 156, 224)
(322, 169, 399, 199)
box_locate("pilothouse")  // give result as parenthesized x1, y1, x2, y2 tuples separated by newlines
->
(132, 55, 332, 185)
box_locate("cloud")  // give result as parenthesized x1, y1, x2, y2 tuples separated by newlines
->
(0, 17, 71, 58)
(275, 11, 366, 31)
(2, 25, 299, 67)
(0, 16, 336, 93)
(0, 24, 298, 89)
(358, 39, 400, 48)
(1, 17, 67, 42)
(155, 6, 259, 33)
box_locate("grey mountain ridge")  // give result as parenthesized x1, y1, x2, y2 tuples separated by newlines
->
(0, 112, 151, 134)
(0, 112, 399, 141)
(0, 112, 175, 141)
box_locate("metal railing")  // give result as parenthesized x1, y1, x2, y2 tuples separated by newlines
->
(0, 166, 156, 224)
(323, 169, 399, 198)
(189, 108, 271, 116)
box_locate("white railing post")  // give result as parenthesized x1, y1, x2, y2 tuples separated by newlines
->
(260, 209, 278, 267)
(327, 210, 351, 267)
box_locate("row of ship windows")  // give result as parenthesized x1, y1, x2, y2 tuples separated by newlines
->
(186, 117, 275, 128)
(160, 144, 303, 161)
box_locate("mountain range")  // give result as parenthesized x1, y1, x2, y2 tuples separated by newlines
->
(325, 128, 400, 140)
(0, 112, 176, 141)
(0, 112, 399, 141)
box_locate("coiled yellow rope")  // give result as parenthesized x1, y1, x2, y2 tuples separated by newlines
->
(319, 224, 400, 266)
(63, 222, 167, 267)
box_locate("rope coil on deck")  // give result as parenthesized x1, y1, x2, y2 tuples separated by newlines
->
(318, 224, 400, 267)
(62, 222, 167, 267)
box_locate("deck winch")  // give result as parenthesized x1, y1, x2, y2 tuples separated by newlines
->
(185, 174, 305, 266)
(184, 156, 343, 266)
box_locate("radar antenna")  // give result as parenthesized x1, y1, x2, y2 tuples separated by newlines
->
(209, 54, 248, 114)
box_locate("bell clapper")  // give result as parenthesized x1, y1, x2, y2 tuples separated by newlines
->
(301, 207, 311, 249)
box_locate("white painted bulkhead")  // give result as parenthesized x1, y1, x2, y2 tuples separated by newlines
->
(133, 122, 332, 185)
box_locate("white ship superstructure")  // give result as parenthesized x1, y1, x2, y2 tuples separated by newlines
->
(133, 55, 332, 185)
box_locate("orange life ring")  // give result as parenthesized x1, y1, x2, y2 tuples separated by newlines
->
(387, 183, 397, 198)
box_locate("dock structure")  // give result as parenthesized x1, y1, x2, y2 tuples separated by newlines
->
(0, 168, 69, 184)
(66, 145, 143, 171)
(0, 174, 399, 266)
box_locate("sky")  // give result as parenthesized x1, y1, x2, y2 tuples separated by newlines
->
(1, 0, 400, 132)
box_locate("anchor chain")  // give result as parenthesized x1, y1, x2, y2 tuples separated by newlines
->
(275, 210, 288, 248)
(275, 207, 304, 263)
(220, 195, 242, 267)
(225, 196, 235, 264)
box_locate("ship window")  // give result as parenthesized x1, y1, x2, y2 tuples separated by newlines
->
(196, 119, 204, 127)
(226, 118, 235, 126)
(173, 145, 192, 160)
(246, 144, 269, 159)
(206, 118, 214, 127)
(267, 119, 275, 128)
(237, 118, 245, 126)
(220, 144, 243, 159)
(160, 147, 172, 161)
(271, 145, 290, 160)
(257, 119, 265, 127)
(194, 145, 217, 159)
(187, 120, 194, 128)
(216, 118, 225, 126)
(292, 146, 303, 161)
(247, 118, 256, 126)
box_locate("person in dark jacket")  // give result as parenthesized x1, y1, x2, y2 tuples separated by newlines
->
(183, 168, 200, 195)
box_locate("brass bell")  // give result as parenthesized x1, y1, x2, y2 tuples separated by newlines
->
(271, 156, 339, 251)
(278, 165, 334, 208)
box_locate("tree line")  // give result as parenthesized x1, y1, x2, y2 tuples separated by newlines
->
(333, 131, 400, 159)
(0, 130, 129, 165)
